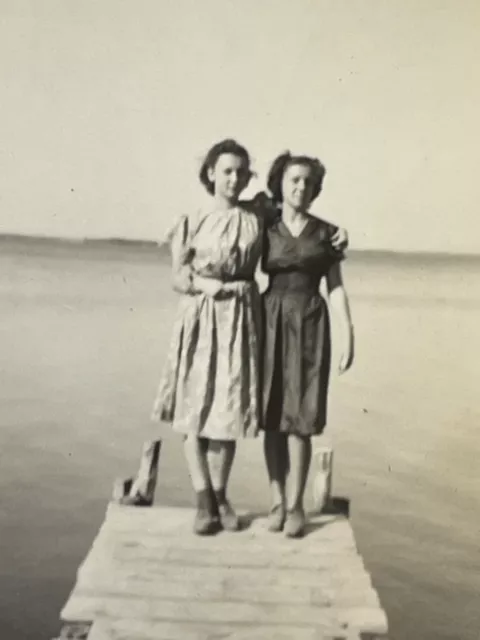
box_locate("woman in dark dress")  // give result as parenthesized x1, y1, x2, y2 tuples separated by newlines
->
(261, 152, 354, 538)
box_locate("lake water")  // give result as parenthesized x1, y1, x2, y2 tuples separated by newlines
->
(1, 239, 479, 640)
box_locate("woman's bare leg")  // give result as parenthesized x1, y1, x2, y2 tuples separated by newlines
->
(263, 431, 289, 530)
(207, 440, 236, 491)
(284, 434, 312, 537)
(207, 440, 239, 530)
(183, 434, 210, 490)
(183, 434, 217, 534)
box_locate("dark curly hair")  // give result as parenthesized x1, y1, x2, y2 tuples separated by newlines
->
(199, 138, 253, 195)
(267, 152, 326, 205)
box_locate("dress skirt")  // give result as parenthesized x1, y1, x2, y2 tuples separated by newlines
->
(152, 281, 261, 440)
(262, 283, 332, 437)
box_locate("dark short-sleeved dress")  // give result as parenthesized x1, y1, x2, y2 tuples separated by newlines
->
(261, 215, 344, 436)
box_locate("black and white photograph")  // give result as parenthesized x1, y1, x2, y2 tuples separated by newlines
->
(1, 2, 479, 639)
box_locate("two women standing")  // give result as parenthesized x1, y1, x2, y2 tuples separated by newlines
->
(152, 139, 354, 538)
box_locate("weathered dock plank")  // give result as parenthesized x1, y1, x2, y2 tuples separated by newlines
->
(56, 441, 389, 640)
(59, 505, 387, 639)
(63, 592, 386, 630)
(87, 619, 365, 640)
(74, 564, 378, 607)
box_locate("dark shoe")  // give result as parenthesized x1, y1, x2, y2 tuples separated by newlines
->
(218, 500, 240, 532)
(119, 493, 152, 507)
(208, 485, 220, 521)
(267, 504, 286, 532)
(193, 489, 218, 535)
(284, 507, 306, 538)
(193, 508, 217, 535)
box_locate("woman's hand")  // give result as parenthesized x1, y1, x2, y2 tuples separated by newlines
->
(331, 227, 349, 252)
(193, 275, 223, 298)
(338, 335, 354, 374)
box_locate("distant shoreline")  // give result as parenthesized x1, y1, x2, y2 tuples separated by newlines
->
(1, 233, 479, 263)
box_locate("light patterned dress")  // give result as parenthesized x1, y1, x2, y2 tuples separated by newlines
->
(151, 205, 263, 440)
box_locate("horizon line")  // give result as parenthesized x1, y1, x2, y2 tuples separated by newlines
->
(1, 232, 479, 260)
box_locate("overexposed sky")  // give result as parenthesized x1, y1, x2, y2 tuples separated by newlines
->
(1, 0, 479, 252)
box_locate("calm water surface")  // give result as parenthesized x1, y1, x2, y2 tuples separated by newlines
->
(1, 241, 479, 640)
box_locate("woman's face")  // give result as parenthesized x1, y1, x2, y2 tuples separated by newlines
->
(208, 153, 250, 202)
(281, 163, 314, 211)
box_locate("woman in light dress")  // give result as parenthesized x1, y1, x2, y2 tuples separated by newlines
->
(152, 139, 348, 535)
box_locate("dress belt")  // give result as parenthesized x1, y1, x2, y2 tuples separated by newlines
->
(191, 273, 257, 298)
(193, 272, 254, 284)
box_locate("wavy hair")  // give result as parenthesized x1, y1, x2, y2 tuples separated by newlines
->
(199, 138, 253, 195)
(267, 152, 326, 205)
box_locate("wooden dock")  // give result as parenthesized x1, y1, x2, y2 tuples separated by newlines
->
(55, 441, 389, 640)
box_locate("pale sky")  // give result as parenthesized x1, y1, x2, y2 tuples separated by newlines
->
(1, 0, 479, 252)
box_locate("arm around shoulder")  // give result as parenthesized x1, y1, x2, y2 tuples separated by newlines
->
(330, 226, 349, 252)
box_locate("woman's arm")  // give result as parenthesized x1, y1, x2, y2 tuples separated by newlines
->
(170, 217, 198, 294)
(243, 191, 279, 224)
(170, 218, 225, 298)
(331, 227, 349, 251)
(325, 263, 354, 373)
(169, 216, 204, 295)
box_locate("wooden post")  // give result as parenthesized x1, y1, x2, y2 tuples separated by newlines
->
(312, 444, 333, 513)
(129, 439, 162, 504)
(112, 478, 133, 503)
(112, 439, 162, 507)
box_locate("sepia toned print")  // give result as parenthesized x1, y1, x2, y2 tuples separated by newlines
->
(1, 2, 480, 640)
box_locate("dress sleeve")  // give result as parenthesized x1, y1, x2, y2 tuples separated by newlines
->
(169, 215, 196, 294)
(246, 192, 280, 225)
